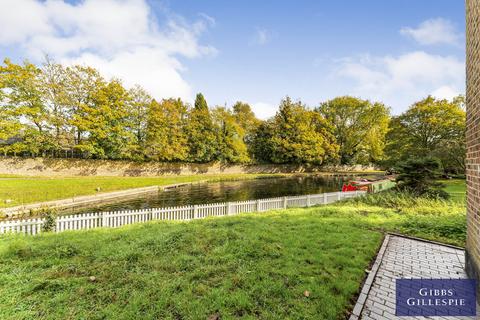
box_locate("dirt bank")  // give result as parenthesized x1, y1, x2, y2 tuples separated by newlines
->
(0, 157, 379, 177)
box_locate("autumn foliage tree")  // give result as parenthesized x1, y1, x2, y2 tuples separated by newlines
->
(253, 97, 338, 164)
(317, 96, 390, 165)
(384, 96, 465, 173)
(146, 98, 188, 161)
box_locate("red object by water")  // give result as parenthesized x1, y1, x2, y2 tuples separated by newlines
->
(342, 184, 357, 192)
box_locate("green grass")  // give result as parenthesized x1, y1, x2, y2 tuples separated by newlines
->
(0, 209, 382, 320)
(337, 191, 466, 246)
(0, 188, 467, 319)
(440, 178, 466, 202)
(0, 174, 284, 209)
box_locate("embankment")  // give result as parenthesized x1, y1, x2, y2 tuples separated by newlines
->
(1, 182, 199, 217)
(0, 157, 378, 177)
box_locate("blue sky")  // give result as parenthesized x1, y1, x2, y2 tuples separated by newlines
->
(0, 0, 465, 118)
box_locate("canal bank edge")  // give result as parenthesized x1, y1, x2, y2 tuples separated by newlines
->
(0, 157, 380, 177)
(1, 182, 204, 217)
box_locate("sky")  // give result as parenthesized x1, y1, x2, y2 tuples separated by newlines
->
(0, 0, 466, 118)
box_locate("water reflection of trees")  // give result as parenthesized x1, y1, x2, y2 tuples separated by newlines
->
(76, 175, 354, 213)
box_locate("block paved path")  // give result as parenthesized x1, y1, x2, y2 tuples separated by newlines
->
(350, 234, 479, 320)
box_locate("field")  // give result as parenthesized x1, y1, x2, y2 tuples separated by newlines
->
(0, 189, 467, 319)
(0, 174, 284, 209)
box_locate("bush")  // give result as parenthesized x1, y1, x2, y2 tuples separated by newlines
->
(395, 158, 448, 199)
(39, 208, 57, 232)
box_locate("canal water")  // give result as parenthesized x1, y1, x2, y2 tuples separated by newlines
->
(68, 174, 362, 214)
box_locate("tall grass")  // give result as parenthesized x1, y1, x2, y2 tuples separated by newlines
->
(341, 190, 465, 215)
(333, 190, 466, 246)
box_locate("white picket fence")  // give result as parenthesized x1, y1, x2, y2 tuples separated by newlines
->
(0, 191, 365, 235)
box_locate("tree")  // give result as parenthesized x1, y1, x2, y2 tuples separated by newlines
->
(384, 96, 465, 173)
(40, 58, 72, 153)
(250, 120, 275, 163)
(396, 158, 448, 198)
(253, 97, 338, 164)
(0, 69, 22, 155)
(77, 79, 133, 159)
(127, 85, 152, 158)
(232, 101, 261, 155)
(0, 59, 53, 155)
(185, 93, 218, 162)
(212, 106, 250, 163)
(146, 98, 189, 161)
(64, 65, 106, 152)
(317, 96, 390, 165)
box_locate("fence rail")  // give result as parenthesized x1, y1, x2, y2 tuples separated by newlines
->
(0, 191, 365, 235)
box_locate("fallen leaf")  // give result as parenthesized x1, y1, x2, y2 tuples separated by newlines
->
(303, 290, 310, 297)
(208, 313, 220, 320)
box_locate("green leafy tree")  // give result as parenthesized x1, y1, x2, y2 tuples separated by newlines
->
(0, 59, 55, 155)
(254, 97, 338, 164)
(40, 58, 72, 154)
(185, 93, 218, 162)
(146, 98, 189, 161)
(0, 67, 22, 155)
(64, 65, 106, 152)
(232, 101, 261, 155)
(78, 79, 133, 159)
(385, 96, 465, 173)
(127, 85, 152, 159)
(317, 96, 390, 165)
(250, 121, 275, 163)
(212, 106, 250, 163)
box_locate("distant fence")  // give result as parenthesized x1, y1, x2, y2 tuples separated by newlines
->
(0, 191, 366, 235)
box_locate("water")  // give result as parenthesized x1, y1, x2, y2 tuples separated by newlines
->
(68, 175, 359, 214)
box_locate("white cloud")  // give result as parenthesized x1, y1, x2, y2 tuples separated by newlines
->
(0, 0, 52, 44)
(250, 28, 271, 46)
(0, 0, 216, 101)
(400, 18, 461, 46)
(431, 85, 459, 101)
(334, 51, 465, 113)
(251, 102, 277, 119)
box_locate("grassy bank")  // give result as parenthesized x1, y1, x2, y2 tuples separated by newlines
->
(0, 174, 286, 209)
(0, 209, 382, 320)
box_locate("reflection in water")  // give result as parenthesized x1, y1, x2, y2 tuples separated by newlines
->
(69, 175, 355, 214)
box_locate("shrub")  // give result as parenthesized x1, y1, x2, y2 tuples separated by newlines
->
(395, 158, 448, 199)
(39, 208, 58, 232)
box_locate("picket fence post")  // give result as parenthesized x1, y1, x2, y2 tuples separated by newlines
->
(323, 193, 327, 204)
(337, 192, 342, 201)
(283, 196, 288, 209)
(306, 195, 311, 207)
(193, 205, 198, 219)
(256, 199, 261, 212)
(226, 202, 232, 215)
(101, 212, 107, 227)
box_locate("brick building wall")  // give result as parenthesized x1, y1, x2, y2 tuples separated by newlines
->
(466, 0, 480, 295)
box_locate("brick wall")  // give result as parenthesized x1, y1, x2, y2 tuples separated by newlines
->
(466, 0, 480, 297)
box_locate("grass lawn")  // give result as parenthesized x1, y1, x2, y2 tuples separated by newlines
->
(0, 191, 466, 319)
(0, 174, 284, 209)
(440, 178, 466, 202)
(1, 209, 383, 320)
